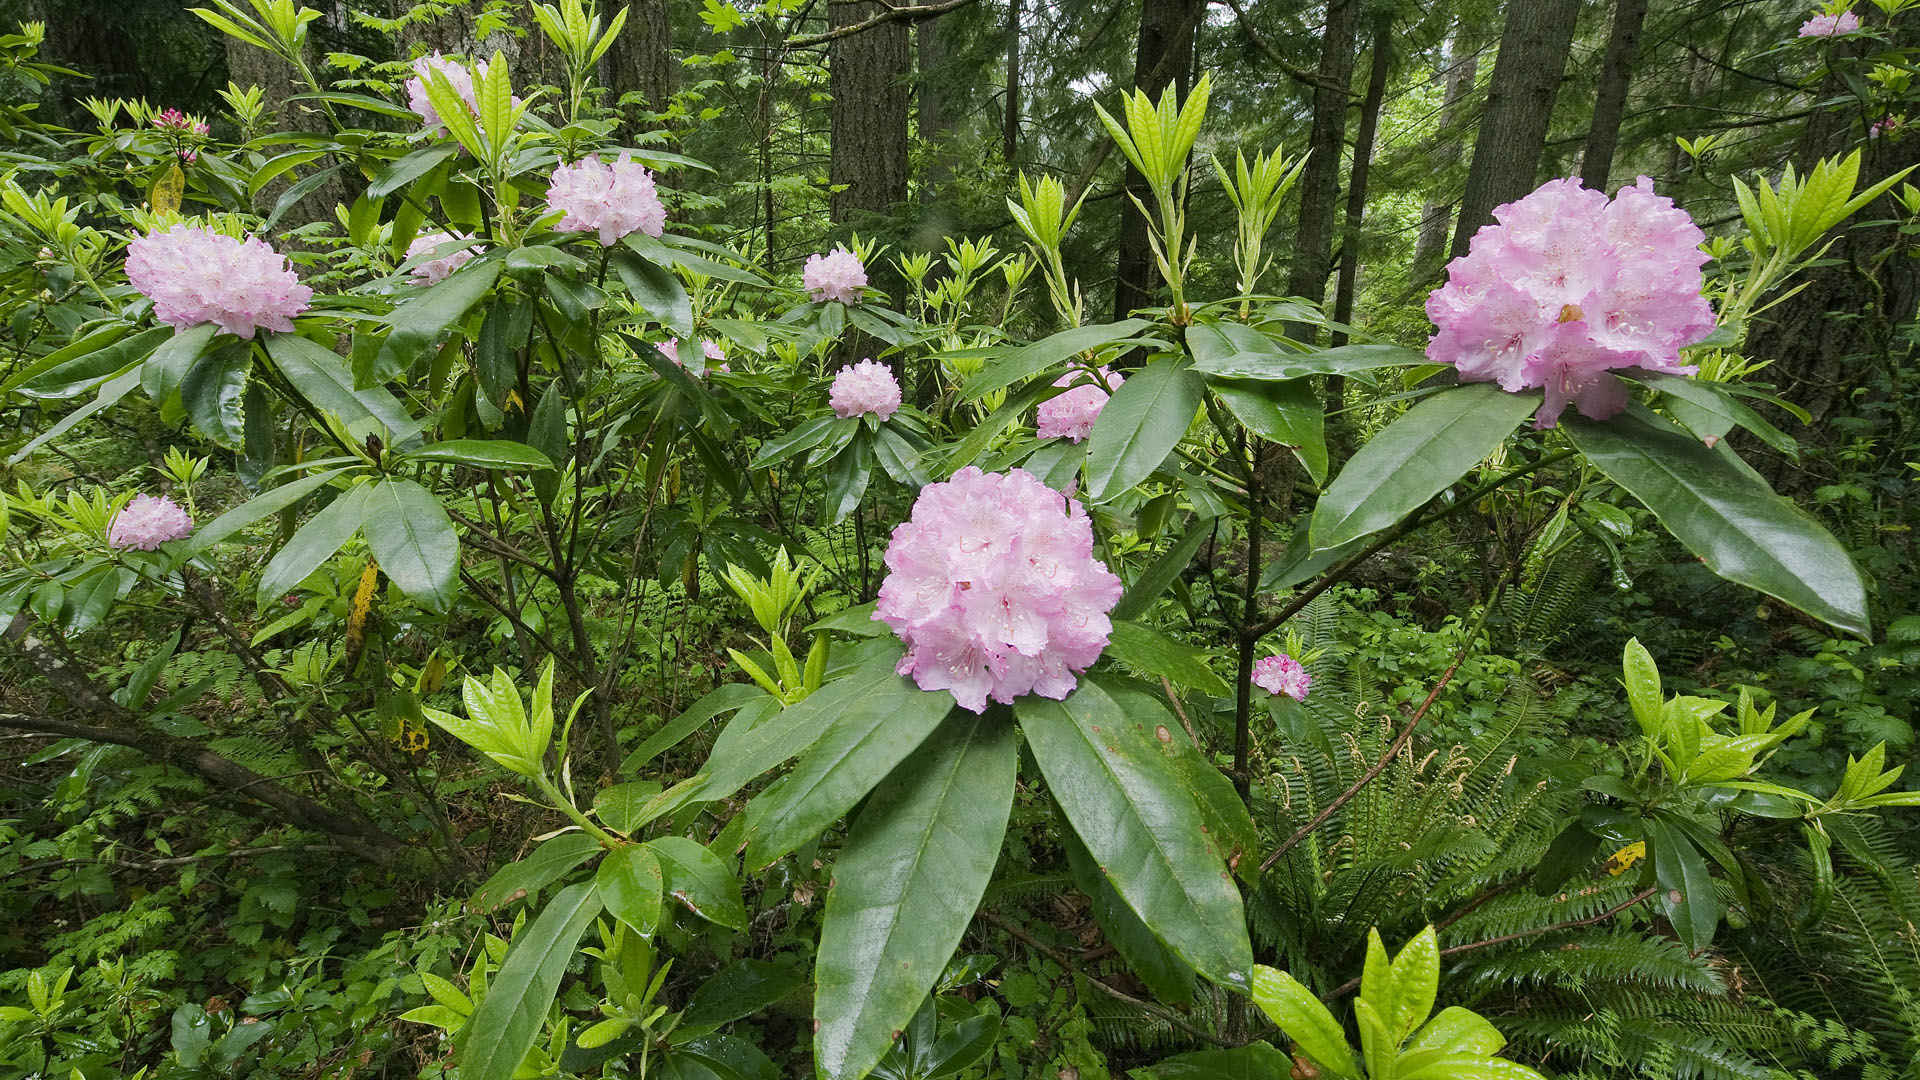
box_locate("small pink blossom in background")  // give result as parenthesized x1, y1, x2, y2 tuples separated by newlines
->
(126, 224, 312, 339)
(874, 467, 1123, 713)
(108, 494, 192, 551)
(1036, 366, 1124, 442)
(1798, 10, 1860, 36)
(405, 53, 478, 132)
(1426, 176, 1714, 428)
(152, 108, 191, 130)
(547, 154, 666, 245)
(829, 359, 902, 420)
(803, 248, 867, 304)
(657, 338, 728, 376)
(404, 230, 478, 285)
(1870, 116, 1899, 138)
(1252, 654, 1311, 702)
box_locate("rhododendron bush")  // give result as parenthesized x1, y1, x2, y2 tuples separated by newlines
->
(1, 2, 1915, 1079)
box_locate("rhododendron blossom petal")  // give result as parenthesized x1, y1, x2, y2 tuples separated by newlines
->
(874, 467, 1122, 713)
(125, 225, 312, 339)
(804, 248, 867, 304)
(1426, 175, 1713, 428)
(829, 359, 902, 419)
(108, 494, 193, 550)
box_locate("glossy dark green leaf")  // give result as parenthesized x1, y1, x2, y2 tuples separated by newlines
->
(750, 415, 839, 470)
(460, 882, 602, 1080)
(1639, 373, 1798, 458)
(1064, 828, 1196, 1005)
(368, 260, 502, 387)
(648, 836, 745, 930)
(743, 667, 954, 868)
(597, 844, 664, 936)
(1105, 620, 1230, 696)
(1565, 406, 1867, 638)
(925, 1011, 1002, 1079)
(16, 325, 171, 400)
(264, 333, 421, 441)
(1017, 681, 1252, 988)
(361, 478, 459, 614)
(680, 960, 805, 1031)
(612, 249, 693, 338)
(815, 709, 1017, 1080)
(1210, 377, 1327, 484)
(192, 468, 350, 552)
(470, 831, 602, 912)
(2, 323, 132, 396)
(475, 298, 530, 407)
(1649, 819, 1717, 951)
(959, 319, 1157, 400)
(1311, 384, 1540, 550)
(1086, 359, 1204, 502)
(401, 438, 554, 471)
(1113, 521, 1211, 621)
(179, 343, 251, 449)
(872, 425, 928, 485)
(141, 323, 221, 403)
(368, 143, 457, 198)
(527, 385, 570, 504)
(256, 484, 369, 605)
(822, 436, 873, 523)
(1188, 327, 1423, 381)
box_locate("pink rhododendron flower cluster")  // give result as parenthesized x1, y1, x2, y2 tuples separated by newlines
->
(108, 494, 192, 551)
(656, 338, 729, 376)
(1870, 116, 1899, 138)
(405, 53, 478, 132)
(1426, 176, 1714, 428)
(546, 154, 667, 245)
(1252, 653, 1311, 702)
(152, 108, 208, 135)
(404, 230, 477, 285)
(803, 248, 867, 304)
(829, 359, 902, 420)
(125, 224, 312, 339)
(1798, 10, 1860, 36)
(874, 467, 1123, 713)
(1036, 366, 1123, 442)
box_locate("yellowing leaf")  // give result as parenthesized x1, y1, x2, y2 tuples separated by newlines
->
(150, 163, 185, 216)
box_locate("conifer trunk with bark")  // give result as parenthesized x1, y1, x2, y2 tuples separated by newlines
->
(1283, 0, 1357, 340)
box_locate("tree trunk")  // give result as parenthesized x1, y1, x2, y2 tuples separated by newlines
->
(829, 1, 912, 225)
(1112, 0, 1203, 321)
(1283, 0, 1358, 341)
(605, 0, 676, 113)
(1580, 0, 1650, 191)
(1412, 30, 1479, 280)
(1330, 12, 1392, 348)
(1449, 0, 1582, 259)
(1004, 0, 1022, 164)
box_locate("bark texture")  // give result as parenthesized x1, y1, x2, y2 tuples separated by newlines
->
(1449, 0, 1583, 259)
(1412, 32, 1480, 280)
(1283, 0, 1358, 340)
(1331, 12, 1393, 347)
(1580, 0, 1651, 191)
(604, 0, 677, 112)
(829, 1, 913, 225)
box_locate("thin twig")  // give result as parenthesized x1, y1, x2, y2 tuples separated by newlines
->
(786, 0, 979, 48)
